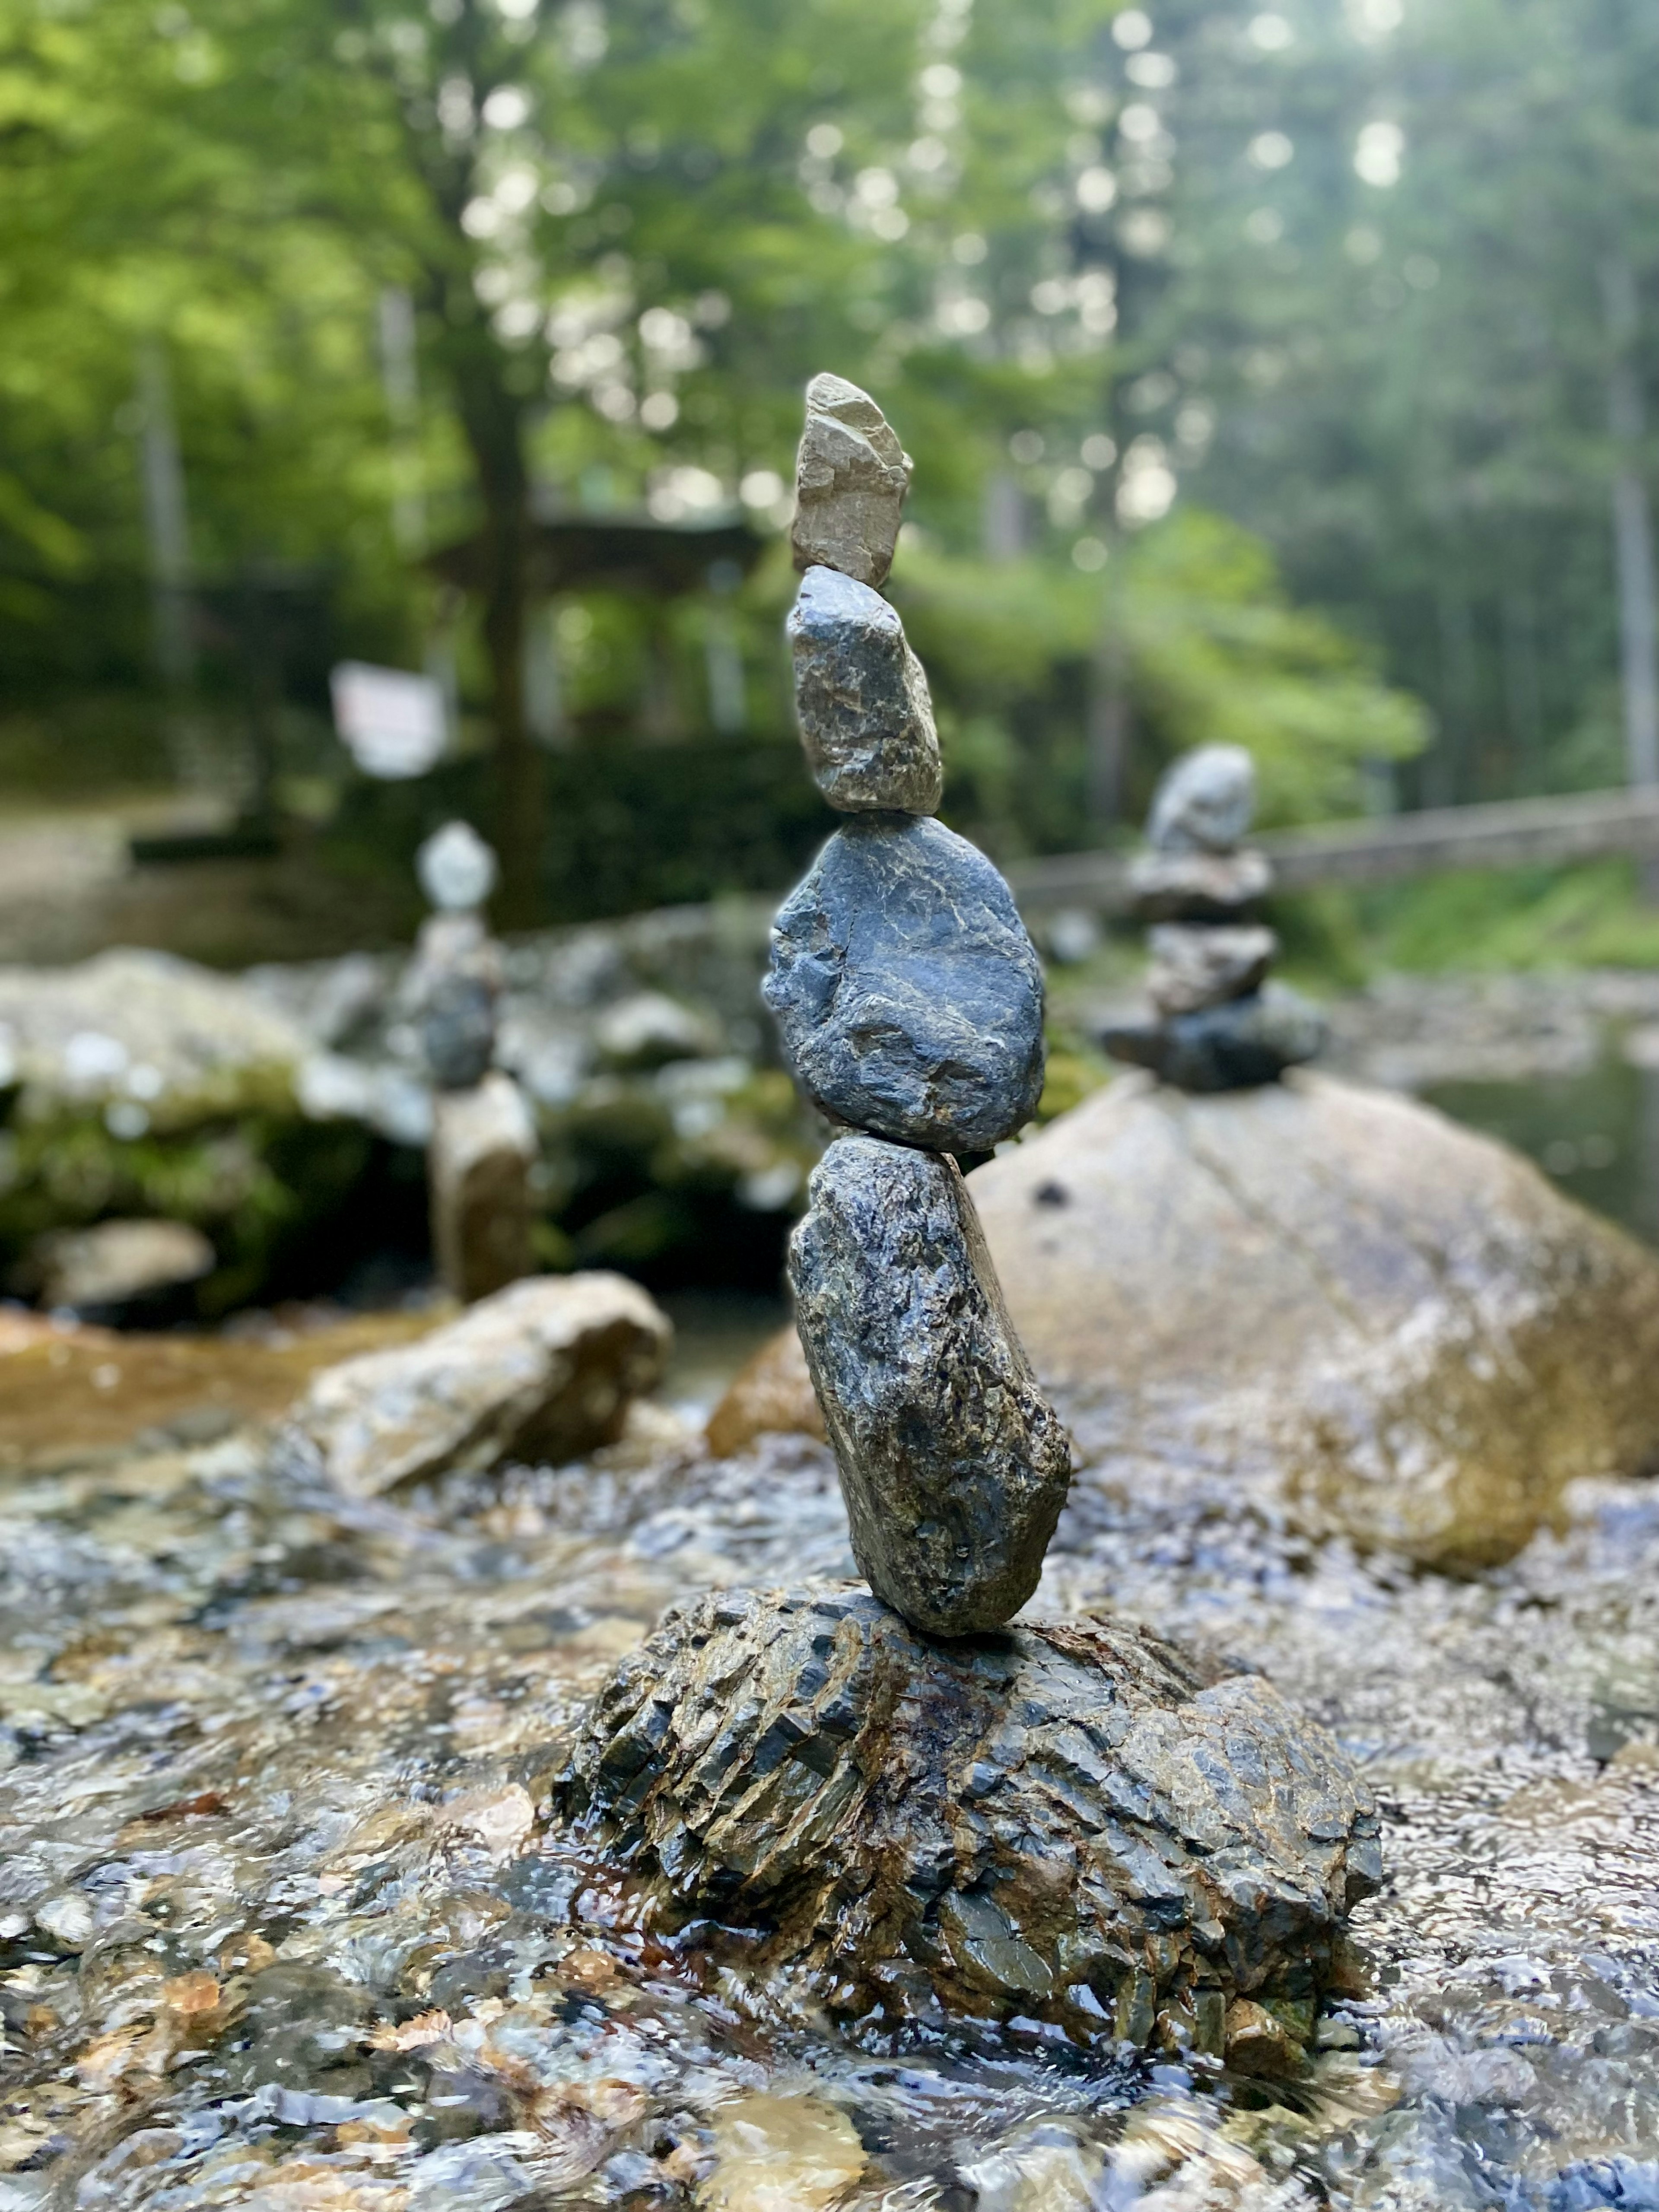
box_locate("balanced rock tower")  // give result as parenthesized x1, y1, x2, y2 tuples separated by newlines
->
(1102, 744, 1325, 1091)
(555, 384, 1381, 2059)
(762, 375, 1071, 1637)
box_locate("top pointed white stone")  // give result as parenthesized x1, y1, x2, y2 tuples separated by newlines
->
(790, 372, 913, 589)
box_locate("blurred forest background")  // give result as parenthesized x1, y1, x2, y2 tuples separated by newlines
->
(3, 0, 1657, 952)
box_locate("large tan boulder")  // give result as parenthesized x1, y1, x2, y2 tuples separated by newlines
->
(971, 1070, 1659, 1567)
(710, 1073, 1659, 1568)
(295, 1272, 671, 1497)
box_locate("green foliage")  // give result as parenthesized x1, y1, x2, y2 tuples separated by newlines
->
(1355, 861, 1659, 976)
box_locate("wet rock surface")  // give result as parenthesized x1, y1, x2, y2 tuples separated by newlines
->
(763, 814, 1046, 1152)
(790, 1136, 1071, 1634)
(788, 566, 942, 815)
(790, 372, 912, 589)
(560, 1583, 1379, 2046)
(293, 1271, 671, 1497)
(1, 1343, 1659, 2205)
(972, 1068, 1659, 1567)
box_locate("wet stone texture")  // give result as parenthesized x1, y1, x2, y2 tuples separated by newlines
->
(788, 566, 942, 816)
(559, 1583, 1381, 2054)
(762, 813, 1046, 1153)
(3, 1366, 1659, 2205)
(789, 1135, 1071, 1634)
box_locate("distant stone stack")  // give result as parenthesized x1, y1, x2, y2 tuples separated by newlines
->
(1102, 745, 1325, 1091)
(411, 822, 538, 1303)
(763, 375, 1071, 1638)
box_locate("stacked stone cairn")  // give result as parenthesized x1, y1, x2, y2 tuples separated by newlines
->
(555, 385, 1382, 2060)
(1101, 743, 1327, 1091)
(410, 821, 538, 1302)
(762, 374, 1072, 1639)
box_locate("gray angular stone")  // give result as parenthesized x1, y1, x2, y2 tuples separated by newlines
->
(1147, 743, 1256, 855)
(559, 1583, 1381, 2053)
(1147, 923, 1278, 1017)
(1101, 983, 1326, 1092)
(791, 373, 912, 589)
(788, 566, 942, 814)
(788, 1134, 1071, 1634)
(1128, 845, 1274, 924)
(762, 814, 1045, 1152)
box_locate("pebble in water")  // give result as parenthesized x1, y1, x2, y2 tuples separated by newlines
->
(789, 1135, 1071, 1634)
(788, 565, 942, 815)
(790, 371, 912, 589)
(763, 812, 1046, 1154)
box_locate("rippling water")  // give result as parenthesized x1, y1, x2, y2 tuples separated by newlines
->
(0, 1402, 1656, 2208)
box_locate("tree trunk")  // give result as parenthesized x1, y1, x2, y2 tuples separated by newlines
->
(451, 351, 543, 931)
(1600, 256, 1659, 794)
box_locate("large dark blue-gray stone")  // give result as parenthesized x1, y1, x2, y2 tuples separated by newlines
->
(1102, 982, 1325, 1092)
(788, 566, 942, 814)
(763, 814, 1046, 1152)
(788, 1134, 1071, 1634)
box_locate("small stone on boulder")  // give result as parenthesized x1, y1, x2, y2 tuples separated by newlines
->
(429, 1071, 539, 1302)
(788, 567, 942, 815)
(1147, 744, 1256, 855)
(1128, 847, 1274, 924)
(790, 1135, 1071, 1634)
(1147, 923, 1278, 1017)
(763, 815, 1045, 1153)
(1103, 984, 1326, 1091)
(294, 1271, 670, 1497)
(791, 373, 912, 590)
(558, 1583, 1381, 2053)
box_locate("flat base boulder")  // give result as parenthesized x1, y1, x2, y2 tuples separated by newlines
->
(970, 1070, 1659, 1567)
(558, 1584, 1379, 2057)
(293, 1272, 671, 1496)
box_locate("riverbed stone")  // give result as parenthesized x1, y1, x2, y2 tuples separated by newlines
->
(20, 1217, 215, 1322)
(1147, 744, 1256, 855)
(293, 1270, 671, 1496)
(558, 1582, 1380, 2052)
(791, 373, 912, 589)
(789, 1135, 1071, 1634)
(1147, 923, 1278, 1017)
(762, 814, 1045, 1152)
(1103, 983, 1326, 1091)
(1128, 847, 1274, 923)
(969, 1068, 1659, 1567)
(788, 566, 942, 815)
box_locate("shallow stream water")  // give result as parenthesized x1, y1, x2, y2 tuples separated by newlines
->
(1, 1385, 1656, 2210)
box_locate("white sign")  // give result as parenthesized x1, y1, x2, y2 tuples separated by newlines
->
(330, 661, 448, 780)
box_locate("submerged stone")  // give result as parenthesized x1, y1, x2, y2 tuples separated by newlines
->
(294, 1270, 671, 1495)
(1147, 744, 1257, 855)
(763, 814, 1046, 1152)
(791, 372, 912, 589)
(788, 566, 942, 815)
(558, 1583, 1380, 2052)
(1147, 922, 1278, 1017)
(789, 1135, 1071, 1634)
(1103, 983, 1326, 1091)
